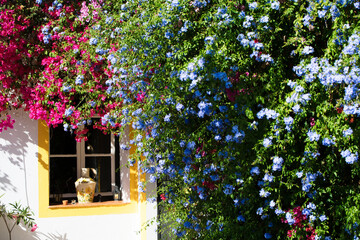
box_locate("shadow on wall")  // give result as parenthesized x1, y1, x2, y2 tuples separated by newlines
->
(0, 221, 68, 240)
(0, 110, 35, 193)
(34, 232, 69, 240)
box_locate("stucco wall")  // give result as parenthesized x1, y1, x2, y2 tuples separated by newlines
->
(0, 110, 157, 240)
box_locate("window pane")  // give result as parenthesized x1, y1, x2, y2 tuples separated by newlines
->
(85, 157, 111, 192)
(50, 157, 77, 194)
(50, 125, 76, 155)
(85, 128, 111, 154)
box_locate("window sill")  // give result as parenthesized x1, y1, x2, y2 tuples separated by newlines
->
(48, 200, 129, 209)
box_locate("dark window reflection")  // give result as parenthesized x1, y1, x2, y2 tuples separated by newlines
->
(50, 125, 76, 155)
(85, 128, 111, 154)
(85, 157, 111, 192)
(50, 157, 77, 195)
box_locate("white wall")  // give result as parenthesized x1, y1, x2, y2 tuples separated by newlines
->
(0, 110, 157, 240)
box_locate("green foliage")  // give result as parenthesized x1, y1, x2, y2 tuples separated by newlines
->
(0, 197, 36, 240)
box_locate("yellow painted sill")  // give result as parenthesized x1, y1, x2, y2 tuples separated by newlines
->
(48, 200, 130, 209)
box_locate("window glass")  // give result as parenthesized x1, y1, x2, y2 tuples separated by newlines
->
(85, 157, 112, 192)
(50, 126, 76, 155)
(85, 128, 111, 154)
(50, 157, 77, 194)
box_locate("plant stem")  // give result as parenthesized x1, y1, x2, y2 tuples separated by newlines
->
(1, 214, 11, 240)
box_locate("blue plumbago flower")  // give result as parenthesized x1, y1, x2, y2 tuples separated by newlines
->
(272, 156, 284, 171)
(149, 174, 157, 183)
(249, 2, 258, 10)
(243, 18, 252, 28)
(260, 54, 274, 63)
(287, 80, 297, 89)
(302, 46, 314, 55)
(64, 107, 73, 117)
(225, 135, 233, 142)
(275, 208, 284, 215)
(165, 30, 173, 39)
(136, 134, 143, 142)
(214, 135, 222, 141)
(307, 202, 316, 210)
(132, 108, 142, 116)
(218, 223, 224, 232)
(107, 54, 117, 65)
(355, 2, 360, 8)
(237, 215, 245, 222)
(343, 128, 353, 137)
(303, 14, 312, 26)
(187, 141, 196, 150)
(62, 84, 72, 92)
(166, 52, 173, 58)
(219, 105, 228, 112)
(75, 75, 84, 85)
(204, 36, 215, 45)
(302, 207, 311, 216)
(319, 215, 327, 222)
(184, 221, 192, 229)
(269, 200, 276, 208)
(343, 104, 359, 115)
(341, 149, 351, 158)
(342, 150, 358, 164)
(36, 0, 43, 4)
(284, 116, 294, 131)
(164, 114, 171, 122)
(344, 85, 358, 101)
(250, 166, 260, 175)
(322, 137, 336, 146)
(89, 38, 98, 45)
(330, 4, 340, 19)
(285, 212, 295, 225)
(307, 130, 320, 142)
(309, 215, 317, 222)
(43, 34, 52, 44)
(296, 171, 303, 178)
(210, 175, 219, 181)
(259, 16, 269, 23)
(176, 103, 184, 112)
(105, 16, 113, 24)
(256, 207, 264, 215)
(197, 101, 212, 117)
(302, 172, 318, 192)
(318, 9, 327, 18)
(216, 6, 227, 15)
(264, 233, 272, 239)
(263, 173, 274, 182)
(212, 71, 228, 81)
(184, 148, 192, 156)
(259, 188, 271, 198)
(179, 140, 186, 148)
(300, 93, 311, 104)
(263, 137, 273, 148)
(257, 108, 279, 120)
(292, 104, 302, 114)
(223, 184, 235, 195)
(295, 85, 304, 92)
(271, 1, 280, 10)
(205, 220, 213, 230)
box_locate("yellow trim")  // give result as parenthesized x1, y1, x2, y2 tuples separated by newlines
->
(38, 120, 139, 218)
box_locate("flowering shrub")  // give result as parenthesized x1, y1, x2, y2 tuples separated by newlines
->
(0, 199, 37, 240)
(1, 0, 360, 239)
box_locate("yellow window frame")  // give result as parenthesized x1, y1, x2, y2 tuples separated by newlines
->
(38, 120, 146, 218)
